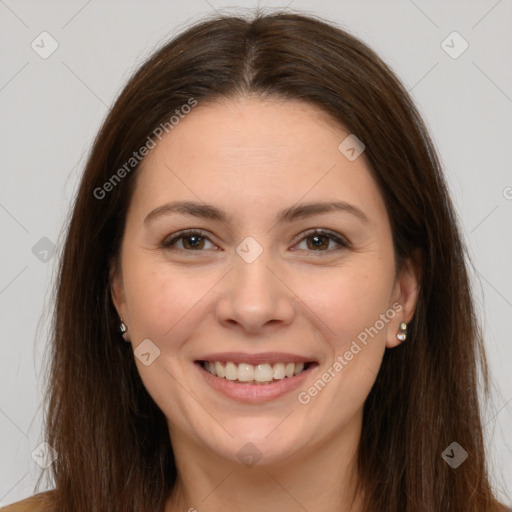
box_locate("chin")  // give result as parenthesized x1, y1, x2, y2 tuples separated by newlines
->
(198, 417, 313, 467)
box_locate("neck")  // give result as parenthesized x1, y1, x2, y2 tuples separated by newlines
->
(165, 415, 364, 512)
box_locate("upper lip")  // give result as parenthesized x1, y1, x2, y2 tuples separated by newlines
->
(196, 352, 317, 365)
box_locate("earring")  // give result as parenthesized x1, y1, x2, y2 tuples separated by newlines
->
(119, 319, 127, 334)
(396, 321, 408, 341)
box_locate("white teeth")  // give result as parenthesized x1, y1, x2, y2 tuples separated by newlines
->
(285, 362, 295, 378)
(215, 361, 225, 378)
(272, 362, 285, 380)
(254, 363, 273, 383)
(207, 361, 217, 376)
(225, 362, 237, 381)
(203, 361, 309, 382)
(237, 363, 254, 382)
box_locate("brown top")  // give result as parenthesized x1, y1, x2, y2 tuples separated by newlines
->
(0, 491, 55, 512)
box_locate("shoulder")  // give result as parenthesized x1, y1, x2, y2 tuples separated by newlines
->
(1, 491, 56, 512)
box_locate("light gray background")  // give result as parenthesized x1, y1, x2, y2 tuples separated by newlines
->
(1, 0, 511, 506)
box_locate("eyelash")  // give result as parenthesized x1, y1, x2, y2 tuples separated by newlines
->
(161, 228, 349, 254)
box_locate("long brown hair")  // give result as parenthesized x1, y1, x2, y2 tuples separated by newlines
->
(35, 10, 504, 512)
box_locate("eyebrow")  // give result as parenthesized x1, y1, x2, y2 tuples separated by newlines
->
(144, 200, 369, 226)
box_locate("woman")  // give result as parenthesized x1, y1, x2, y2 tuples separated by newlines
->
(4, 11, 508, 512)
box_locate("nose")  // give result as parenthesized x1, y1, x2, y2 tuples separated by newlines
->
(215, 248, 296, 334)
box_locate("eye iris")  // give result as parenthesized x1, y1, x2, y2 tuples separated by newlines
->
(308, 234, 328, 250)
(183, 234, 204, 249)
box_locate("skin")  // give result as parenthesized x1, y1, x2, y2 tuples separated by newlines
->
(111, 96, 420, 512)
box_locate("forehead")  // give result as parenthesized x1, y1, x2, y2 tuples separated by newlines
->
(129, 96, 388, 228)
(166, 96, 348, 163)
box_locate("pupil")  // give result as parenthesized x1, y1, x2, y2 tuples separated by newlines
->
(187, 235, 201, 248)
(311, 235, 326, 249)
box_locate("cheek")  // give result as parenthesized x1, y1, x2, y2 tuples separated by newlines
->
(294, 270, 392, 423)
(299, 261, 395, 349)
(121, 257, 233, 398)
(122, 257, 207, 342)
(122, 262, 212, 416)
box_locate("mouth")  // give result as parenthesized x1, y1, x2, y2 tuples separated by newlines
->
(194, 353, 319, 403)
(198, 360, 316, 384)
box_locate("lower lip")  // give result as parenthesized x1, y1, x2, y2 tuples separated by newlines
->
(195, 362, 317, 404)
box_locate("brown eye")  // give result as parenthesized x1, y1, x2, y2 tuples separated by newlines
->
(162, 230, 216, 251)
(293, 229, 349, 253)
(162, 228, 348, 254)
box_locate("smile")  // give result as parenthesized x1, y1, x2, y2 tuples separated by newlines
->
(202, 360, 310, 384)
(195, 353, 319, 403)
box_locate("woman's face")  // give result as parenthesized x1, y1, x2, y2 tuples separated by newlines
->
(111, 97, 419, 466)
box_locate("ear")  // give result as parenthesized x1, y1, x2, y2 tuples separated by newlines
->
(386, 252, 421, 349)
